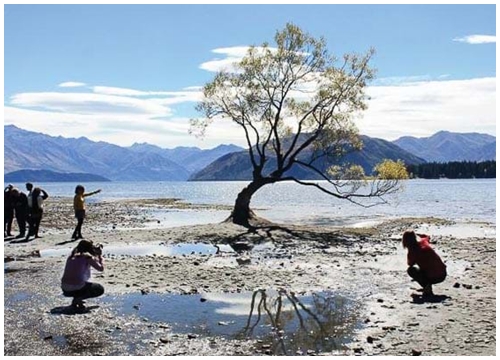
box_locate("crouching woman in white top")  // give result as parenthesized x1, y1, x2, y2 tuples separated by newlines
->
(61, 240, 104, 310)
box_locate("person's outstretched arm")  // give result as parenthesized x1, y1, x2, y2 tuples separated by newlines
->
(83, 189, 101, 198)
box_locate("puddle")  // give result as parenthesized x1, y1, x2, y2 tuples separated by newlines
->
(104, 289, 362, 355)
(416, 222, 496, 239)
(40, 242, 274, 259)
(40, 243, 236, 258)
(142, 209, 229, 229)
(6, 291, 32, 302)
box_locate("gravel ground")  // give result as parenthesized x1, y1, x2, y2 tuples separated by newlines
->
(3, 199, 496, 356)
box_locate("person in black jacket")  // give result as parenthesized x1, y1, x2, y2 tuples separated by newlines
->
(26, 187, 49, 240)
(10, 188, 29, 239)
(4, 184, 14, 237)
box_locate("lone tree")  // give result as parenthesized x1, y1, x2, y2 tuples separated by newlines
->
(192, 23, 407, 227)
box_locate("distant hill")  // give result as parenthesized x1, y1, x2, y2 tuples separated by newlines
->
(4, 169, 111, 183)
(128, 143, 243, 173)
(393, 131, 496, 162)
(4, 125, 242, 181)
(471, 141, 496, 162)
(190, 135, 426, 181)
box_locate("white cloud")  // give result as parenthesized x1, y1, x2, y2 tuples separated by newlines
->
(360, 77, 496, 140)
(10, 92, 171, 116)
(199, 55, 243, 73)
(453, 35, 496, 44)
(92, 86, 148, 97)
(199, 46, 281, 73)
(91, 86, 203, 104)
(58, 81, 86, 87)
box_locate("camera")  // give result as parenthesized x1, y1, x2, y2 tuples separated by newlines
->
(92, 243, 104, 256)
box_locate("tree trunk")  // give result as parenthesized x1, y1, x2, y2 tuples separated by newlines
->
(230, 179, 269, 226)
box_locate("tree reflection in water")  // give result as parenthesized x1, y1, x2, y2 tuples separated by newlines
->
(236, 289, 361, 355)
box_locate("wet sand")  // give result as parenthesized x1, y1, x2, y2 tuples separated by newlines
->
(4, 198, 496, 356)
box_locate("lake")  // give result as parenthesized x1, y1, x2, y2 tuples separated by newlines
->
(7, 179, 495, 228)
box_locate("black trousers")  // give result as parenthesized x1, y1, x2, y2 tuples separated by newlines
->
(407, 266, 446, 288)
(4, 208, 13, 235)
(72, 210, 85, 238)
(15, 212, 27, 236)
(27, 210, 43, 237)
(63, 282, 105, 300)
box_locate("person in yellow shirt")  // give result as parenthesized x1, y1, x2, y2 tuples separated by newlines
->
(72, 185, 101, 240)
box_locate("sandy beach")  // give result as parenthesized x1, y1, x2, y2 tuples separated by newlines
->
(4, 197, 496, 356)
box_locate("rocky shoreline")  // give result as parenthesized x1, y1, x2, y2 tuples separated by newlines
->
(4, 199, 496, 356)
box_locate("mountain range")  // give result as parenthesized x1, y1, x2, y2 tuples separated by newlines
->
(393, 131, 496, 163)
(4, 125, 496, 182)
(4, 125, 242, 181)
(190, 135, 426, 181)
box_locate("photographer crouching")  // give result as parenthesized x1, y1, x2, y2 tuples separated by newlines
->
(61, 240, 105, 310)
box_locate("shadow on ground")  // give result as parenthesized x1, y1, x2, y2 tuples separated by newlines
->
(50, 305, 100, 315)
(411, 294, 451, 304)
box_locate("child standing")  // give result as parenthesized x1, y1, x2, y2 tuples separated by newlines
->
(72, 185, 101, 240)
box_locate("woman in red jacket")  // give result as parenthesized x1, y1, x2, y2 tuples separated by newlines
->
(403, 230, 447, 296)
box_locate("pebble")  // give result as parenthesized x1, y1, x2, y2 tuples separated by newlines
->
(411, 349, 422, 356)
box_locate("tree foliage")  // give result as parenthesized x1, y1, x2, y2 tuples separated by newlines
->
(374, 159, 409, 180)
(191, 23, 406, 224)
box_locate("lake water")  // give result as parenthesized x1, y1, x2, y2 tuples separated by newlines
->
(7, 179, 496, 227)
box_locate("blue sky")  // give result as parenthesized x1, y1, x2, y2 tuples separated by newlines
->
(4, 4, 496, 148)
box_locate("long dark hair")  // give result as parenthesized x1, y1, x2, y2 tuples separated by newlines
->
(71, 239, 94, 258)
(402, 230, 418, 248)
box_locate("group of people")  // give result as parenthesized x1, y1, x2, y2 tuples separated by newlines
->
(4, 182, 104, 310)
(4, 183, 102, 242)
(5, 181, 448, 311)
(4, 182, 49, 241)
